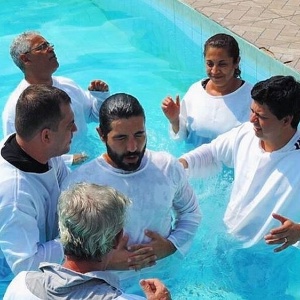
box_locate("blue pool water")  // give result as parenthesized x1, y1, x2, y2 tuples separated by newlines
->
(1, 0, 300, 299)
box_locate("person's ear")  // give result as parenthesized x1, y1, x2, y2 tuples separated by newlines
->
(96, 127, 106, 142)
(20, 53, 30, 63)
(41, 128, 51, 144)
(113, 229, 124, 249)
(283, 115, 292, 126)
(234, 56, 241, 69)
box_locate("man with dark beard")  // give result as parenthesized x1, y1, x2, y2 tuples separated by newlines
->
(62, 93, 200, 292)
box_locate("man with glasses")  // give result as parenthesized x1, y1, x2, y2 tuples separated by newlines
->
(2, 31, 110, 166)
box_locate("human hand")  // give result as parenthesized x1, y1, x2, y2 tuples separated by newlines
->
(88, 80, 109, 92)
(107, 235, 156, 271)
(161, 95, 180, 132)
(264, 213, 300, 252)
(127, 230, 176, 271)
(72, 152, 88, 165)
(140, 278, 171, 300)
(142, 230, 176, 260)
(178, 158, 188, 169)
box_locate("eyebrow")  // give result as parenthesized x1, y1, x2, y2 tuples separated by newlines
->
(113, 130, 145, 138)
(251, 107, 269, 118)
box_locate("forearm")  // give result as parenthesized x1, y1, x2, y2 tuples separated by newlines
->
(180, 144, 221, 178)
(170, 115, 187, 141)
(89, 90, 110, 121)
(170, 119, 179, 134)
(9, 239, 64, 275)
(168, 214, 200, 256)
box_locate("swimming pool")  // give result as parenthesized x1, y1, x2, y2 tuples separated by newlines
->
(1, 0, 300, 299)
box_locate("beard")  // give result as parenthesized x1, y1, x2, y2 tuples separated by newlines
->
(106, 143, 146, 171)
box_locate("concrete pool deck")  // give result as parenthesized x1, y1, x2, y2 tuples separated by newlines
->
(181, 0, 300, 74)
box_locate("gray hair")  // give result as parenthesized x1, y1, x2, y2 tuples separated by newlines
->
(10, 31, 40, 71)
(58, 183, 131, 261)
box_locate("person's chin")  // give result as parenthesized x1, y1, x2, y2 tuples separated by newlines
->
(124, 157, 138, 163)
(62, 146, 71, 155)
(254, 129, 263, 138)
(126, 165, 139, 171)
(51, 59, 59, 71)
(123, 160, 140, 171)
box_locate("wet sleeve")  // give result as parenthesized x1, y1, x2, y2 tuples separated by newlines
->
(167, 160, 201, 256)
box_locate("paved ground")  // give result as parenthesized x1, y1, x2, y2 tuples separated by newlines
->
(181, 0, 300, 73)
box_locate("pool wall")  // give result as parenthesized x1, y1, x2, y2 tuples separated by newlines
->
(99, 0, 300, 84)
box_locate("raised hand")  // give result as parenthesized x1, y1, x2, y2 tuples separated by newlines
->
(88, 80, 109, 92)
(161, 95, 180, 133)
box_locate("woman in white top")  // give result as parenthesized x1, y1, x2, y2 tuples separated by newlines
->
(162, 33, 253, 147)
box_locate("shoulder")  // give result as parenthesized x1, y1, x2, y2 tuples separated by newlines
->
(240, 81, 253, 94)
(146, 150, 184, 174)
(147, 149, 175, 162)
(227, 122, 253, 142)
(225, 121, 252, 136)
(212, 122, 253, 148)
(186, 79, 205, 92)
(52, 76, 81, 90)
(0, 154, 22, 184)
(61, 159, 98, 190)
(4, 80, 28, 110)
(182, 79, 207, 104)
(49, 156, 70, 180)
(4, 271, 40, 300)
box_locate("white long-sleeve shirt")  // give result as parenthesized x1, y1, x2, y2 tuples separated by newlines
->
(181, 122, 300, 248)
(172, 79, 253, 146)
(62, 149, 200, 254)
(2, 76, 109, 137)
(0, 152, 69, 279)
(62, 149, 201, 280)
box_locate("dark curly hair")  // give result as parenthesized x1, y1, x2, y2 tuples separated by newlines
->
(251, 75, 300, 129)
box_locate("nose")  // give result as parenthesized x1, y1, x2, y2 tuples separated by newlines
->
(72, 123, 78, 132)
(210, 64, 219, 74)
(47, 44, 54, 52)
(250, 111, 258, 123)
(127, 136, 137, 152)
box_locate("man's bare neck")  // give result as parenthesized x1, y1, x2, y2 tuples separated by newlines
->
(25, 75, 53, 85)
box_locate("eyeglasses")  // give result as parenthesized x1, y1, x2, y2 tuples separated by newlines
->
(24, 41, 54, 54)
